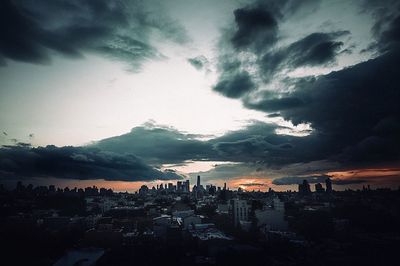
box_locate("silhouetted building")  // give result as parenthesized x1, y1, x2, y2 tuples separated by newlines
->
(197, 175, 201, 187)
(184, 180, 190, 192)
(139, 185, 149, 195)
(325, 178, 332, 193)
(177, 181, 182, 191)
(298, 180, 311, 195)
(315, 183, 325, 193)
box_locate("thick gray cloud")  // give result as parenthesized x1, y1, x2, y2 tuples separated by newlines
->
(229, 0, 321, 52)
(244, 92, 305, 112)
(213, 71, 256, 98)
(0, 144, 183, 181)
(92, 123, 215, 164)
(211, 0, 400, 172)
(213, 0, 342, 98)
(92, 102, 399, 171)
(259, 31, 349, 81)
(360, 0, 400, 53)
(241, 50, 400, 166)
(231, 6, 278, 52)
(2, 112, 396, 184)
(0, 0, 188, 69)
(91, 122, 316, 167)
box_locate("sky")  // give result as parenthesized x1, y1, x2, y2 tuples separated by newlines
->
(1, 0, 400, 192)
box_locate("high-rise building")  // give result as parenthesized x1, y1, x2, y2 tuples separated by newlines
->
(197, 175, 201, 187)
(184, 180, 190, 192)
(230, 199, 250, 226)
(298, 180, 311, 195)
(177, 181, 182, 191)
(315, 183, 325, 193)
(139, 185, 149, 195)
(325, 178, 332, 193)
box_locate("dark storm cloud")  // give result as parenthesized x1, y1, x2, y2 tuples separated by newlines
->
(259, 31, 349, 80)
(244, 93, 304, 112)
(0, 144, 183, 181)
(214, 0, 339, 95)
(230, 0, 321, 52)
(272, 175, 366, 186)
(286, 52, 399, 164)
(208, 0, 400, 171)
(91, 121, 315, 167)
(88, 120, 350, 169)
(92, 123, 216, 164)
(288, 32, 348, 67)
(377, 14, 400, 52)
(213, 71, 256, 98)
(358, 0, 400, 53)
(0, 0, 188, 68)
(208, 122, 325, 166)
(93, 122, 295, 166)
(242, 48, 400, 166)
(230, 29, 349, 84)
(231, 6, 278, 52)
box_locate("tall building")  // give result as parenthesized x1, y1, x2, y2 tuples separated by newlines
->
(273, 197, 285, 211)
(256, 197, 288, 231)
(298, 180, 311, 195)
(230, 199, 250, 226)
(325, 178, 333, 193)
(197, 175, 201, 187)
(139, 185, 149, 195)
(184, 180, 190, 192)
(177, 181, 182, 191)
(315, 183, 325, 193)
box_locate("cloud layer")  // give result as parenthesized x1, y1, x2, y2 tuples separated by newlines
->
(210, 0, 400, 176)
(0, 0, 187, 69)
(0, 144, 183, 181)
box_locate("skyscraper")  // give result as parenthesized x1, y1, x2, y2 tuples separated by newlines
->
(197, 175, 201, 187)
(326, 178, 333, 193)
(185, 180, 190, 192)
(315, 183, 325, 193)
(299, 180, 311, 195)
